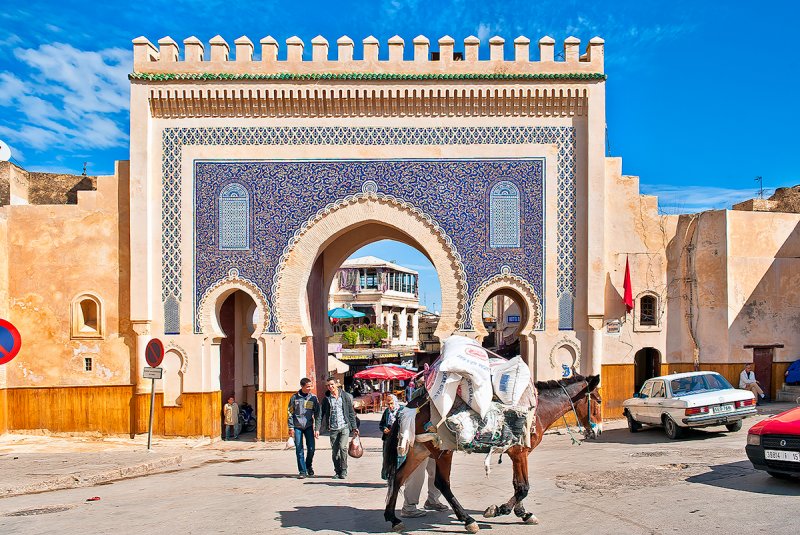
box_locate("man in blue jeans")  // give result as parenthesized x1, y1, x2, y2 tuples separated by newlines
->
(287, 378, 321, 479)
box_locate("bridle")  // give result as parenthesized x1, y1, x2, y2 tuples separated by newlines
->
(558, 382, 602, 444)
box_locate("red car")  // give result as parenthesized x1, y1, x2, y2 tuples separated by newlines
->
(746, 406, 800, 480)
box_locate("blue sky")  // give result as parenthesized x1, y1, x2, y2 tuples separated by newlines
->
(1, 0, 798, 308)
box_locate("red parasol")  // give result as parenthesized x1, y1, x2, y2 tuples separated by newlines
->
(354, 365, 417, 381)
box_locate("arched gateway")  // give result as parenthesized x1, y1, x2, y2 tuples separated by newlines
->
(128, 33, 606, 439)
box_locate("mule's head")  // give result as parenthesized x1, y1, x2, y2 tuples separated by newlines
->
(574, 375, 602, 439)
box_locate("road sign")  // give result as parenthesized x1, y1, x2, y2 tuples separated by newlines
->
(0, 319, 22, 365)
(145, 338, 164, 367)
(143, 367, 163, 380)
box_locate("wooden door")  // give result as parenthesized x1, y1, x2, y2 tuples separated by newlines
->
(219, 294, 236, 400)
(753, 347, 774, 399)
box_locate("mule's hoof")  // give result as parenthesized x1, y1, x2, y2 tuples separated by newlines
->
(465, 521, 480, 533)
(392, 522, 406, 532)
(522, 513, 539, 525)
(483, 505, 497, 518)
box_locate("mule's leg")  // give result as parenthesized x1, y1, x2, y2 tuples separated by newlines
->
(433, 450, 479, 533)
(384, 446, 428, 531)
(483, 447, 536, 523)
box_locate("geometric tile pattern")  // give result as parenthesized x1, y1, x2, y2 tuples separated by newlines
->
(218, 183, 249, 251)
(489, 181, 521, 248)
(160, 126, 577, 334)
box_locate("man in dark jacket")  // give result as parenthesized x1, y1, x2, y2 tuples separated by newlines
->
(288, 378, 321, 479)
(320, 378, 358, 479)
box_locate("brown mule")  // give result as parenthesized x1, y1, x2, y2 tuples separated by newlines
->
(383, 374, 601, 532)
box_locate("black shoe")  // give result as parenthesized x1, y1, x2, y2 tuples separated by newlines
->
(307, 469, 315, 477)
(332, 474, 342, 479)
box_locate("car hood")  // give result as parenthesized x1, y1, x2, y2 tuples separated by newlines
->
(749, 406, 800, 435)
(673, 388, 753, 406)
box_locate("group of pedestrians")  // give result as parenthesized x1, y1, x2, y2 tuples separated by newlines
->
(288, 377, 447, 517)
(288, 377, 358, 479)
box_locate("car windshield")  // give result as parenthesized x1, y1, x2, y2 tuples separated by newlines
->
(670, 373, 733, 396)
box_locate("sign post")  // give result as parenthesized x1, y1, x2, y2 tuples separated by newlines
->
(144, 338, 165, 450)
(0, 319, 22, 366)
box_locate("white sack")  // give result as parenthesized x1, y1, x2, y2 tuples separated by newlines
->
(491, 356, 531, 405)
(397, 407, 419, 458)
(438, 335, 492, 387)
(426, 369, 461, 425)
(456, 376, 493, 418)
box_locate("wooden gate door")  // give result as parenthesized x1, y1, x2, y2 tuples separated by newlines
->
(752, 347, 774, 399)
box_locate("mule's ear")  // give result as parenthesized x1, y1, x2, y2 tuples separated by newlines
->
(587, 375, 601, 392)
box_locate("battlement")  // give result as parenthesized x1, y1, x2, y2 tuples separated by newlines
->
(132, 34, 604, 78)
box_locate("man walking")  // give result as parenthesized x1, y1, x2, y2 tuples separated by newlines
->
(223, 396, 239, 440)
(288, 378, 321, 479)
(402, 458, 448, 517)
(321, 377, 358, 479)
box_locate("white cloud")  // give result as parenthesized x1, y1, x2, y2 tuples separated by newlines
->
(641, 184, 759, 213)
(0, 43, 129, 153)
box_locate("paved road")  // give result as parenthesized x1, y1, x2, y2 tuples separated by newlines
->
(0, 413, 797, 535)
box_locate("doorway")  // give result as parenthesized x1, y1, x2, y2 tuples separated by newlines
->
(752, 347, 774, 400)
(634, 347, 661, 393)
(218, 290, 259, 438)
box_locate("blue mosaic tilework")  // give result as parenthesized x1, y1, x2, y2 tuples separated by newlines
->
(489, 181, 521, 248)
(218, 183, 249, 250)
(194, 159, 543, 333)
(159, 126, 577, 334)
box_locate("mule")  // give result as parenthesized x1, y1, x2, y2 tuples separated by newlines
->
(383, 374, 601, 533)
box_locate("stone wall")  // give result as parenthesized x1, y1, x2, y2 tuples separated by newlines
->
(0, 161, 97, 206)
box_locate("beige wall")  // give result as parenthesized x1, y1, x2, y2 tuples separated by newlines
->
(0, 162, 132, 387)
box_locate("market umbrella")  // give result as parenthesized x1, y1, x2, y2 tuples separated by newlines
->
(328, 307, 367, 319)
(354, 365, 417, 381)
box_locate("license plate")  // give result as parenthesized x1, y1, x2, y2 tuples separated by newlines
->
(712, 403, 734, 414)
(765, 450, 800, 462)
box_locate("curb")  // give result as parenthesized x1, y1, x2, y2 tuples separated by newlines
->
(0, 454, 184, 499)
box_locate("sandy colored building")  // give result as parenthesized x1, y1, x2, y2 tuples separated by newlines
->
(1, 32, 798, 440)
(329, 256, 423, 347)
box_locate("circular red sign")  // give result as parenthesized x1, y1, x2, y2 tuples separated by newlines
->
(145, 338, 164, 367)
(0, 319, 22, 365)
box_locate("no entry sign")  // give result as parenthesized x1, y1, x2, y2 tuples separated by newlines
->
(0, 319, 21, 365)
(145, 338, 164, 368)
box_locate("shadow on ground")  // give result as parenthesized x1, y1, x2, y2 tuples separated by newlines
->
(685, 460, 800, 496)
(279, 505, 493, 533)
(595, 426, 729, 445)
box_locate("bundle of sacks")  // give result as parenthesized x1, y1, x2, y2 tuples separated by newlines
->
(423, 335, 537, 453)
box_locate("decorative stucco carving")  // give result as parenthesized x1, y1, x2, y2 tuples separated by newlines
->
(469, 266, 542, 335)
(549, 337, 581, 371)
(197, 268, 270, 338)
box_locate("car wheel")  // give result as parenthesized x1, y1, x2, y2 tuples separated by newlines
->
(663, 415, 683, 440)
(767, 471, 796, 481)
(626, 411, 642, 433)
(725, 421, 742, 432)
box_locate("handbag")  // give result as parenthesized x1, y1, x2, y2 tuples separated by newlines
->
(348, 431, 364, 458)
(285, 436, 295, 450)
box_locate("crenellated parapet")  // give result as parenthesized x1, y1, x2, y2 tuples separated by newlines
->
(131, 34, 604, 77)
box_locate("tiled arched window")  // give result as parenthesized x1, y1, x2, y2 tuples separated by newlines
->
(489, 181, 521, 248)
(219, 183, 249, 250)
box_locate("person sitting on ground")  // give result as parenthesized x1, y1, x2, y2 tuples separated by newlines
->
(785, 359, 800, 386)
(739, 363, 766, 402)
(379, 395, 400, 480)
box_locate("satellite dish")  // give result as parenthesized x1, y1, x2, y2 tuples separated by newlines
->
(0, 139, 10, 162)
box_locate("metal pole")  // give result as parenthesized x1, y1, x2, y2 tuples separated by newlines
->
(147, 377, 155, 450)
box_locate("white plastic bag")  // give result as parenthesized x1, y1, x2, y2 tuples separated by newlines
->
(285, 436, 295, 450)
(427, 369, 461, 425)
(491, 356, 531, 405)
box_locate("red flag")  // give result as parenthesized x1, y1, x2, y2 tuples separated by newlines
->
(623, 256, 633, 313)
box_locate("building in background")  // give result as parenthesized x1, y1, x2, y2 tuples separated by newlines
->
(328, 256, 423, 347)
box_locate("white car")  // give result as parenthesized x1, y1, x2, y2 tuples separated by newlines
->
(622, 371, 758, 439)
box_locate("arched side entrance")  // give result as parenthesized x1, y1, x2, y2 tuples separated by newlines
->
(470, 269, 542, 371)
(197, 274, 268, 439)
(634, 347, 662, 393)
